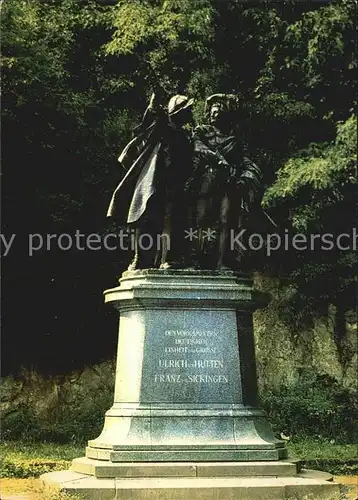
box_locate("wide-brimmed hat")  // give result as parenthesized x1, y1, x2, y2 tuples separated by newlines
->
(168, 95, 194, 116)
(205, 93, 238, 115)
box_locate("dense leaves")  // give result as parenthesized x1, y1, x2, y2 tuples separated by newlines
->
(2, 0, 356, 374)
(263, 115, 357, 226)
(261, 372, 357, 443)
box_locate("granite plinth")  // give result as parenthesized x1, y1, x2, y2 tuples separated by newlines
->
(87, 270, 285, 462)
(70, 457, 300, 478)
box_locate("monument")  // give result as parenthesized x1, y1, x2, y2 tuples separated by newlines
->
(42, 93, 341, 499)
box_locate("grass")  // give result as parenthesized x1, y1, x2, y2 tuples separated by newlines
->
(0, 441, 83, 479)
(287, 439, 358, 460)
(287, 438, 358, 476)
(1, 440, 83, 461)
(1, 438, 357, 478)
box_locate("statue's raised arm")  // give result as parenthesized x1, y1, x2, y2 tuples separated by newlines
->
(107, 93, 194, 271)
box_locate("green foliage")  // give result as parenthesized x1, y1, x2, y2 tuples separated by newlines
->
(261, 372, 357, 443)
(287, 439, 358, 475)
(2, 0, 109, 120)
(2, 400, 109, 444)
(260, 114, 357, 326)
(272, 264, 357, 336)
(256, 1, 356, 123)
(288, 438, 358, 461)
(1, 457, 70, 479)
(2, 371, 114, 443)
(1, 441, 82, 460)
(303, 459, 357, 476)
(283, 1, 356, 92)
(1, 0, 132, 227)
(263, 115, 357, 215)
(106, 0, 215, 96)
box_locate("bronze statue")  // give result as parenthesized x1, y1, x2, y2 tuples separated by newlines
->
(190, 93, 262, 270)
(107, 93, 194, 270)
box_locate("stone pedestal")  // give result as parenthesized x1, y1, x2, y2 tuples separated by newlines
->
(87, 270, 285, 462)
(42, 270, 340, 499)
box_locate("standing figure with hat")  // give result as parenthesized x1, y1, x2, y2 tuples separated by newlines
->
(107, 92, 194, 270)
(190, 93, 262, 270)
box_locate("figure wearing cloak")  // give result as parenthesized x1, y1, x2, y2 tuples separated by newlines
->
(107, 93, 194, 270)
(191, 94, 262, 269)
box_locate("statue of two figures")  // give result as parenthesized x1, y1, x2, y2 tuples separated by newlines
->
(107, 92, 263, 271)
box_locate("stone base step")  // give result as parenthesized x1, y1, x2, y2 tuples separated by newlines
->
(41, 468, 340, 500)
(71, 457, 300, 479)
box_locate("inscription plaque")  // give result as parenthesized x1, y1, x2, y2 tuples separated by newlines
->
(116, 309, 244, 404)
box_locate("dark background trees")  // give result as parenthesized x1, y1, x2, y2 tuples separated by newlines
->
(2, 0, 356, 375)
